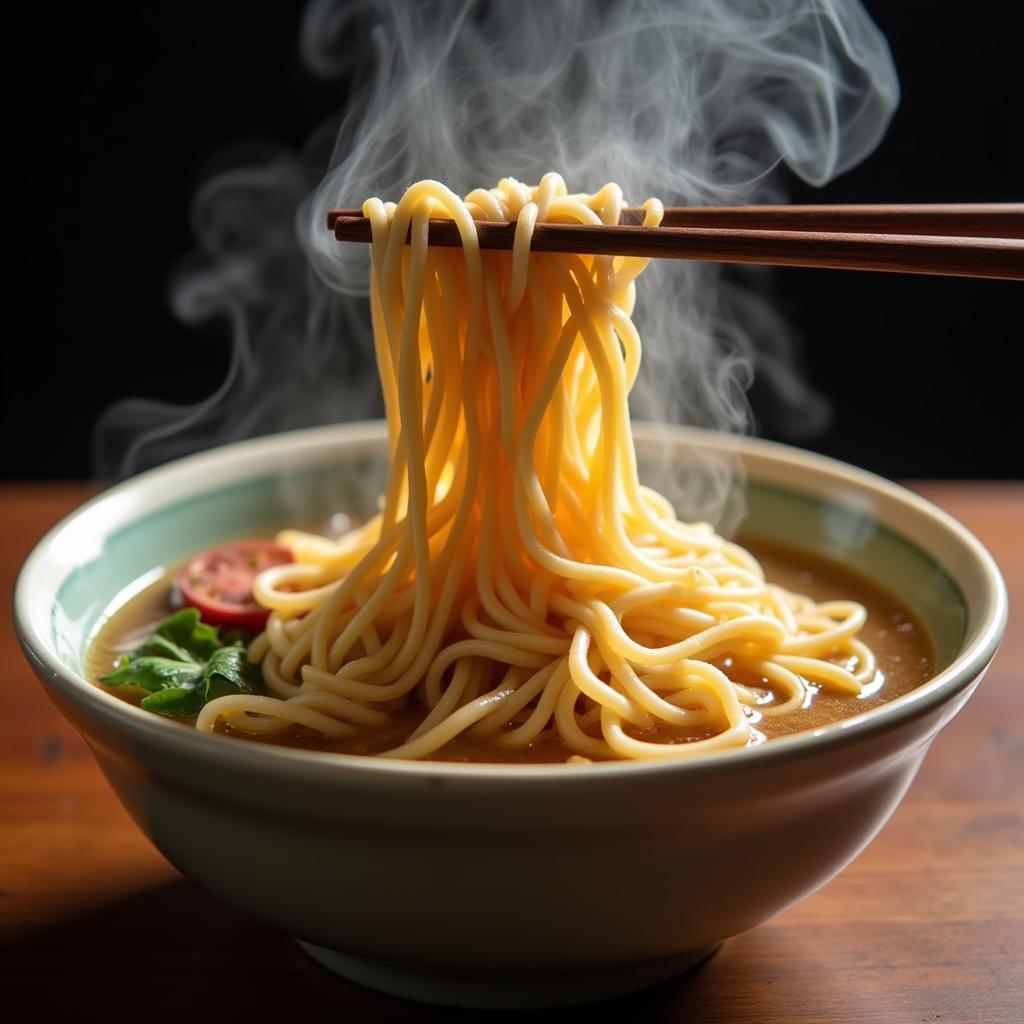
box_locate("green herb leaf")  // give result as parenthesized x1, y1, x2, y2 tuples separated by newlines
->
(100, 608, 260, 719)
(141, 685, 206, 718)
(101, 656, 203, 693)
(130, 608, 223, 663)
(203, 645, 259, 702)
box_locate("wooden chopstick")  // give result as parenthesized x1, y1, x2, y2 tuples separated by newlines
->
(328, 204, 1024, 280)
(328, 203, 1024, 237)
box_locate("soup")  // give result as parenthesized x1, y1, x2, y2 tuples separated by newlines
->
(88, 536, 933, 763)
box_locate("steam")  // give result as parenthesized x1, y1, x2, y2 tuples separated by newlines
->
(94, 0, 898, 507)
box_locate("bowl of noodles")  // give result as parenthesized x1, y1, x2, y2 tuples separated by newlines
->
(15, 176, 1006, 1008)
(15, 421, 1005, 1008)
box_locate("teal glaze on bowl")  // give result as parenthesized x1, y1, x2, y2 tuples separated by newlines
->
(15, 423, 1005, 1010)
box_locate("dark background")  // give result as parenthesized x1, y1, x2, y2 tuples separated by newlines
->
(6, 2, 1021, 481)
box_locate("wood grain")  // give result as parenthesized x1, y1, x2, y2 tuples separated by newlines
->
(2, 480, 1021, 1023)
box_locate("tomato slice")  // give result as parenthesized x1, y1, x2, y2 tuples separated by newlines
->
(177, 539, 293, 633)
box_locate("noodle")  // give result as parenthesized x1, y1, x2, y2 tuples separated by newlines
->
(195, 173, 877, 761)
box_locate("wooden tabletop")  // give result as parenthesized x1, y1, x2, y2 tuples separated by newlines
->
(2, 481, 1021, 1023)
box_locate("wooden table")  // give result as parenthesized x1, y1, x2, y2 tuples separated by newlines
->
(2, 482, 1021, 1023)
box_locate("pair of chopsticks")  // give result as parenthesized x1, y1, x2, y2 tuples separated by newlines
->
(328, 203, 1024, 280)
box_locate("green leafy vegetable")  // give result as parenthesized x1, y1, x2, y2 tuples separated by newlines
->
(101, 608, 260, 718)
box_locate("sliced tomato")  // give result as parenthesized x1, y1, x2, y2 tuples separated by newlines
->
(177, 539, 293, 633)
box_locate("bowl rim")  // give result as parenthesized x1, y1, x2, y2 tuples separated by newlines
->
(14, 421, 1008, 784)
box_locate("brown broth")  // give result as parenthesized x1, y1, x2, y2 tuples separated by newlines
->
(87, 539, 934, 763)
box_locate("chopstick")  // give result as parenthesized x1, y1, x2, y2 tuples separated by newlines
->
(329, 203, 1024, 236)
(328, 203, 1024, 281)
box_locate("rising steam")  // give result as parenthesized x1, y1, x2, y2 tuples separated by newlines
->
(93, 0, 898, 508)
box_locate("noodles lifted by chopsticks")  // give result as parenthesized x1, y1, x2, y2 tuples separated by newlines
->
(196, 173, 876, 761)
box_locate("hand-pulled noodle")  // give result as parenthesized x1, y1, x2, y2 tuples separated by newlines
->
(196, 174, 876, 761)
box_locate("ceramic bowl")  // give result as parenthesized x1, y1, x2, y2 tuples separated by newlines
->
(14, 423, 1006, 1009)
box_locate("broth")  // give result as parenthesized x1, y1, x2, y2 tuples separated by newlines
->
(87, 537, 934, 763)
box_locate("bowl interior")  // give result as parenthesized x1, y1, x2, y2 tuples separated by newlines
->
(38, 424, 969, 688)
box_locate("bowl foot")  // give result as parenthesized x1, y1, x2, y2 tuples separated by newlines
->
(296, 940, 719, 1009)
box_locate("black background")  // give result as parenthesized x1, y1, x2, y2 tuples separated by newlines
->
(6, 2, 1022, 481)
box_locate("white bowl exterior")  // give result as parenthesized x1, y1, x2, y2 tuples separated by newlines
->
(69, 685, 976, 973)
